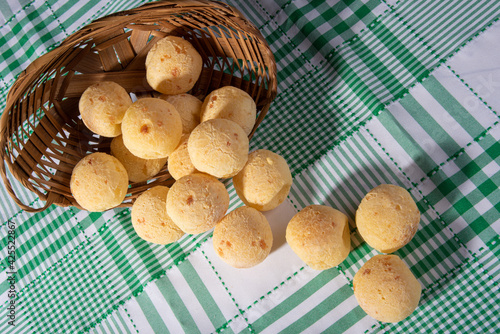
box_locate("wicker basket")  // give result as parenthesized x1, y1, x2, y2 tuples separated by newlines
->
(0, 0, 277, 213)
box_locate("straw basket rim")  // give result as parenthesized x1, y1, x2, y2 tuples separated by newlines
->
(0, 0, 278, 213)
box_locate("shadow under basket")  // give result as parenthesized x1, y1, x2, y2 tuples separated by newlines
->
(0, 0, 277, 213)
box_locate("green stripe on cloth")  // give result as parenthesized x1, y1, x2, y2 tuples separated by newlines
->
(422, 76, 489, 138)
(0, 170, 39, 229)
(399, 95, 463, 154)
(398, 0, 500, 59)
(153, 274, 202, 334)
(135, 293, 171, 334)
(92, 210, 211, 297)
(332, 52, 382, 110)
(422, 126, 500, 250)
(223, 0, 274, 31)
(94, 222, 142, 295)
(370, 19, 430, 82)
(371, 68, 499, 179)
(287, 127, 466, 288)
(280, 0, 387, 61)
(15, 242, 116, 333)
(348, 33, 406, 101)
(0, 206, 83, 293)
(374, 242, 499, 333)
(46, 0, 147, 36)
(91, 310, 134, 334)
(179, 261, 228, 329)
(258, 23, 314, 92)
(0, 3, 65, 91)
(279, 284, 355, 333)
(247, 268, 373, 333)
(0, 178, 29, 223)
(250, 270, 337, 331)
(115, 214, 164, 279)
(248, 1, 497, 176)
(288, 129, 402, 218)
(322, 305, 370, 333)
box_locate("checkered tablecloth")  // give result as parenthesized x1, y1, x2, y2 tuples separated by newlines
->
(0, 0, 499, 333)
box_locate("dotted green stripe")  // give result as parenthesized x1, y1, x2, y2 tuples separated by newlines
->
(201, 248, 253, 333)
(80, 234, 213, 333)
(366, 121, 497, 284)
(374, 243, 498, 333)
(266, 6, 499, 181)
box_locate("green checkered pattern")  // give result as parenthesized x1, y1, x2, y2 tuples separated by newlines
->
(1, 0, 499, 333)
(372, 235, 500, 333)
(423, 124, 500, 250)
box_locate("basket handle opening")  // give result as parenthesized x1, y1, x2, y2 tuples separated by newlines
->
(0, 158, 57, 213)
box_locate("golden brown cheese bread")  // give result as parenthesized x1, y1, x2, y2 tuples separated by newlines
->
(146, 36, 202, 95)
(110, 135, 167, 183)
(233, 149, 292, 211)
(188, 119, 249, 178)
(213, 206, 273, 268)
(167, 135, 198, 180)
(286, 205, 350, 270)
(200, 86, 257, 135)
(79, 81, 132, 137)
(132, 186, 184, 244)
(356, 184, 420, 253)
(166, 173, 229, 234)
(353, 254, 421, 323)
(160, 93, 202, 134)
(70, 152, 128, 212)
(121, 98, 182, 159)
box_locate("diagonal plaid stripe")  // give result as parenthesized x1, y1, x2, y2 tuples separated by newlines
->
(0, 206, 84, 295)
(420, 125, 500, 254)
(277, 0, 389, 63)
(397, 0, 500, 59)
(287, 128, 466, 288)
(16, 242, 117, 333)
(89, 310, 135, 334)
(249, 2, 497, 176)
(366, 65, 499, 183)
(0, 0, 65, 92)
(373, 238, 500, 333)
(120, 246, 246, 334)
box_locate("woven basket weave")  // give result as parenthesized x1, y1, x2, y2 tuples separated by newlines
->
(0, 0, 277, 213)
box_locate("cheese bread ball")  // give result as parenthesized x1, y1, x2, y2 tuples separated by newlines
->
(132, 186, 184, 244)
(111, 135, 167, 183)
(146, 36, 202, 95)
(188, 119, 249, 178)
(79, 81, 132, 137)
(167, 135, 198, 180)
(160, 93, 202, 134)
(353, 255, 421, 323)
(121, 98, 182, 159)
(213, 206, 273, 268)
(286, 205, 350, 270)
(356, 184, 420, 253)
(166, 173, 229, 234)
(70, 152, 128, 212)
(233, 149, 292, 211)
(200, 86, 257, 135)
